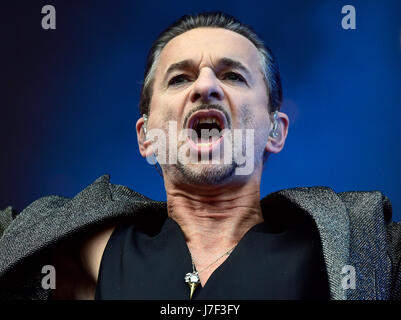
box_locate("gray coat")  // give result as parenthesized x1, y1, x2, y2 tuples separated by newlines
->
(0, 175, 400, 300)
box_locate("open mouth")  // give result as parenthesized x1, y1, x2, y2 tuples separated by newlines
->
(186, 110, 227, 148)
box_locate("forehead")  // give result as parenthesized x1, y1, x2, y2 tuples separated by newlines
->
(157, 27, 261, 75)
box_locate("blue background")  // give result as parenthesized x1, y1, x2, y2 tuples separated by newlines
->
(1, 0, 400, 221)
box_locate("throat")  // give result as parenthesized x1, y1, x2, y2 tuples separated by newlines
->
(170, 209, 264, 254)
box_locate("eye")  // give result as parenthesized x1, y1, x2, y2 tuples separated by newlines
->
(168, 74, 191, 86)
(222, 72, 246, 83)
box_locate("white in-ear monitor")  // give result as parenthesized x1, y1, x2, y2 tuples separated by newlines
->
(269, 111, 279, 138)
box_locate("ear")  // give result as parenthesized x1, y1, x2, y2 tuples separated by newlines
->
(265, 111, 290, 154)
(135, 116, 154, 159)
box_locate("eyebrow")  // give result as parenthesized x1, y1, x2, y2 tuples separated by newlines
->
(163, 57, 252, 84)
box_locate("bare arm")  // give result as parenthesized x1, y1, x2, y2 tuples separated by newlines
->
(80, 224, 117, 284)
(50, 224, 116, 300)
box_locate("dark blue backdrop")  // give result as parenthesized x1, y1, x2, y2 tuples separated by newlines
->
(1, 0, 400, 221)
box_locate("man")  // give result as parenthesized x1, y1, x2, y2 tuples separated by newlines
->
(0, 12, 400, 300)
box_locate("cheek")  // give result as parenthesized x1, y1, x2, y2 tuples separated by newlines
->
(234, 84, 269, 124)
(162, 109, 175, 123)
(238, 104, 255, 127)
(251, 107, 271, 150)
(151, 90, 187, 119)
(236, 103, 270, 154)
(149, 97, 177, 129)
(237, 98, 269, 129)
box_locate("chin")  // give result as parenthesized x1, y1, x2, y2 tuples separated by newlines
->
(175, 161, 237, 186)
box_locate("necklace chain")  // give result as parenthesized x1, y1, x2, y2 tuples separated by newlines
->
(191, 245, 237, 274)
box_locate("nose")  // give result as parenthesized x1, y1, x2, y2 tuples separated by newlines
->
(190, 68, 224, 104)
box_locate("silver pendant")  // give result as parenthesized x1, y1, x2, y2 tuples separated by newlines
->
(184, 271, 200, 299)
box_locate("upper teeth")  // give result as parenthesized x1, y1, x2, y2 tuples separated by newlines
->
(193, 117, 222, 128)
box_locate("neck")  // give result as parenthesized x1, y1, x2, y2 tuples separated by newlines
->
(165, 178, 264, 255)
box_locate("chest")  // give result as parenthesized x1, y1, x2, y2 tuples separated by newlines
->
(95, 219, 331, 299)
(192, 254, 231, 288)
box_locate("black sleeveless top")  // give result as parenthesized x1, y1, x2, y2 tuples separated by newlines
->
(95, 214, 330, 300)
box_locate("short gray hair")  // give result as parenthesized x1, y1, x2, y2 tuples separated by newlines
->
(139, 12, 282, 115)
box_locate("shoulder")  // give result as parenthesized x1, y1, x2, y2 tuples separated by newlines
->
(263, 186, 394, 222)
(0, 175, 166, 299)
(79, 223, 117, 284)
(261, 186, 397, 247)
(336, 190, 393, 221)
